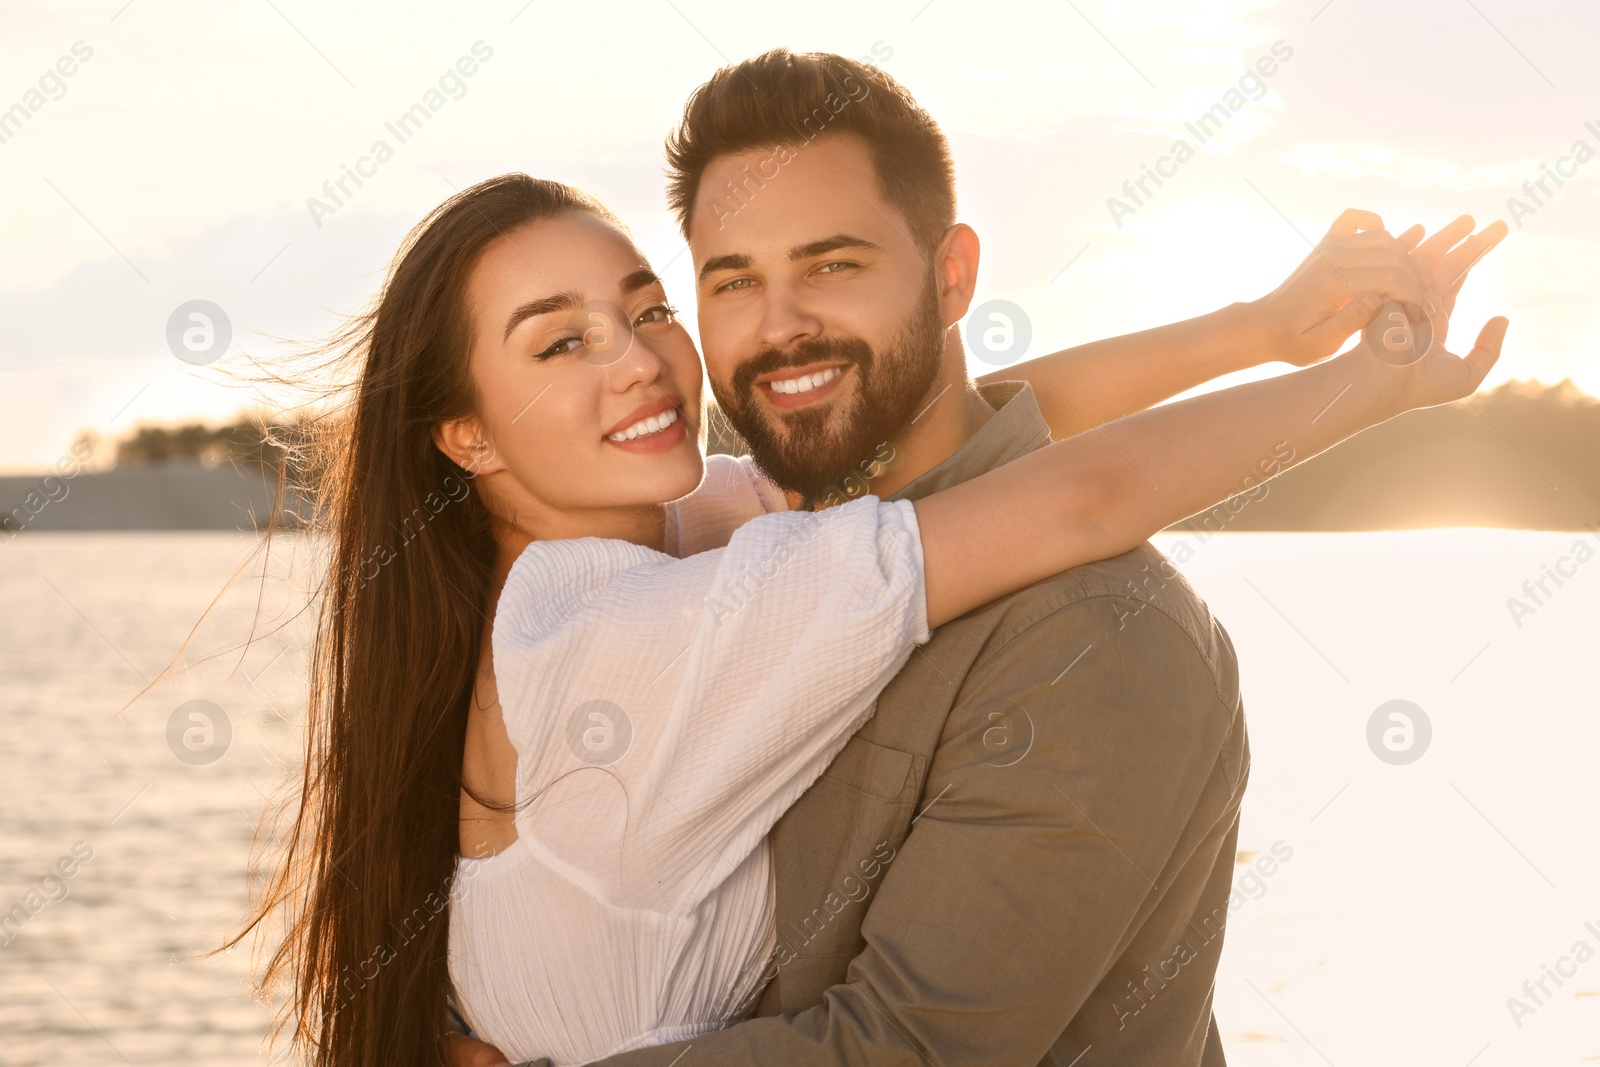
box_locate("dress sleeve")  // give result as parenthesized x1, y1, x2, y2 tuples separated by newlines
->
(665, 453, 789, 557)
(492, 495, 930, 916)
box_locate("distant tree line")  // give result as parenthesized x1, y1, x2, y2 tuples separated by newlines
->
(94, 379, 1600, 531)
(107, 414, 319, 472)
(1174, 378, 1600, 532)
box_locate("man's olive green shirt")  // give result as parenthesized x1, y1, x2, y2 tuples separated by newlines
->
(577, 381, 1250, 1065)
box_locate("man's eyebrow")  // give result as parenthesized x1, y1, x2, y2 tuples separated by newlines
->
(698, 253, 751, 282)
(790, 234, 882, 260)
(621, 268, 660, 294)
(695, 237, 880, 283)
(503, 291, 581, 341)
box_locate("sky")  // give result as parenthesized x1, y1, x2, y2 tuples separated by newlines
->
(1, 0, 1596, 472)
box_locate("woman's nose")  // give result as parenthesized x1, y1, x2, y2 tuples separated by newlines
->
(587, 304, 670, 390)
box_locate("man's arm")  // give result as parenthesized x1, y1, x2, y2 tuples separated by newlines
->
(566, 579, 1244, 1066)
(979, 208, 1503, 439)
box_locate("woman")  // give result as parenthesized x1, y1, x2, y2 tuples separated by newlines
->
(235, 174, 1504, 1067)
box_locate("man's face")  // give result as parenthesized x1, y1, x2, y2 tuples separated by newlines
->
(690, 133, 946, 501)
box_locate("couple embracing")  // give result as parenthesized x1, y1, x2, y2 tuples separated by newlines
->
(243, 48, 1507, 1067)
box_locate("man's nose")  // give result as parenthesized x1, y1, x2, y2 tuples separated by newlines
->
(755, 280, 824, 353)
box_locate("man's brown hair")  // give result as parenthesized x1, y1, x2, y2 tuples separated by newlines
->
(665, 48, 956, 252)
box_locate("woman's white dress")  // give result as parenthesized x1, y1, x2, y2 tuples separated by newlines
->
(447, 455, 931, 1065)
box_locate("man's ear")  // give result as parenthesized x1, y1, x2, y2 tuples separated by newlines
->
(433, 416, 503, 478)
(933, 223, 980, 327)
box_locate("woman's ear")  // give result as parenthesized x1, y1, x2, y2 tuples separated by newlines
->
(433, 416, 503, 478)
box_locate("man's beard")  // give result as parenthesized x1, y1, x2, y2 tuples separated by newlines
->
(712, 280, 946, 503)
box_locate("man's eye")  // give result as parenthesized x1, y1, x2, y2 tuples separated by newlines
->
(634, 303, 678, 327)
(534, 335, 583, 361)
(815, 261, 855, 275)
(716, 277, 754, 294)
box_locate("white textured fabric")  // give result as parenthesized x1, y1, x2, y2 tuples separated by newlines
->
(665, 452, 791, 557)
(447, 457, 931, 1066)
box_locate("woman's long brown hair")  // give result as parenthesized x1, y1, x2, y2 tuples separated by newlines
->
(229, 174, 621, 1067)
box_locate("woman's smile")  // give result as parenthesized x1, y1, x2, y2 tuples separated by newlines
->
(603, 400, 687, 452)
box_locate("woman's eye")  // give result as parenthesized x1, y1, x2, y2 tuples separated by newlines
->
(534, 335, 583, 361)
(634, 303, 678, 327)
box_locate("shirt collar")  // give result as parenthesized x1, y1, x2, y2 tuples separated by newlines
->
(887, 380, 1051, 504)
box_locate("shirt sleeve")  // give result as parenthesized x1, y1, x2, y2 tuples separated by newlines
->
(665, 453, 789, 557)
(492, 495, 931, 916)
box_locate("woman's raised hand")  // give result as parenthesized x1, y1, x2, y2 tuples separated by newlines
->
(1255, 208, 1430, 367)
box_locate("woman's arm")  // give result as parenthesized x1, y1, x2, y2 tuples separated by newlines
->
(919, 315, 1509, 627)
(980, 301, 1275, 439)
(980, 210, 1504, 439)
(492, 495, 929, 917)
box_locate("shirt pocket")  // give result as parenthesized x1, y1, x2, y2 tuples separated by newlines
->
(766, 731, 923, 1003)
(820, 732, 918, 801)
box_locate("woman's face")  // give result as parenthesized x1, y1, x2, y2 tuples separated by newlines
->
(451, 211, 706, 532)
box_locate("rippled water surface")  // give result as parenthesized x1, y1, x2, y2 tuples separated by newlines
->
(2, 530, 1595, 1065)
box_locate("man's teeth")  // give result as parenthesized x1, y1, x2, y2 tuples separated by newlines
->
(607, 406, 680, 442)
(768, 367, 842, 395)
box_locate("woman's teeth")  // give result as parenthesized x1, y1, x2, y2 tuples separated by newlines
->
(768, 367, 842, 395)
(606, 406, 680, 442)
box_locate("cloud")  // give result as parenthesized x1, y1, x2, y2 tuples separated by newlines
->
(0, 207, 422, 371)
(1271, 142, 1591, 192)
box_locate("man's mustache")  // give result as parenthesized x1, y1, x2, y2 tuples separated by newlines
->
(731, 336, 874, 399)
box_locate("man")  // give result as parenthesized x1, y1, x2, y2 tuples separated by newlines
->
(457, 48, 1496, 1065)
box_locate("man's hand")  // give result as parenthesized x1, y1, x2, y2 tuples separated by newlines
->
(446, 1032, 512, 1067)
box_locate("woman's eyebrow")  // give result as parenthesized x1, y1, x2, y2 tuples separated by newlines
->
(502, 270, 661, 341)
(503, 291, 582, 341)
(621, 268, 661, 294)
